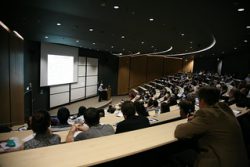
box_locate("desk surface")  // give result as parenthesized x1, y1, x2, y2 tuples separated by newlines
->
(0, 119, 187, 167)
(230, 104, 249, 117)
(0, 106, 249, 167)
(1, 104, 248, 143)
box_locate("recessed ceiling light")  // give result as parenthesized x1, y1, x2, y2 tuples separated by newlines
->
(111, 45, 114, 48)
(57, 23, 61, 26)
(244, 40, 248, 43)
(181, 33, 185, 36)
(92, 42, 96, 45)
(237, 8, 245, 12)
(100, 3, 106, 7)
(234, 47, 237, 50)
(190, 41, 193, 44)
(45, 36, 48, 39)
(0, 21, 10, 32)
(149, 18, 154, 22)
(141, 41, 144, 44)
(89, 28, 94, 32)
(121, 35, 125, 39)
(114, 5, 119, 9)
(217, 58, 220, 61)
(76, 40, 79, 43)
(246, 26, 250, 29)
(151, 45, 154, 48)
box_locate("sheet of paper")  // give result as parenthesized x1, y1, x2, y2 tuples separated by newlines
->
(233, 110, 241, 116)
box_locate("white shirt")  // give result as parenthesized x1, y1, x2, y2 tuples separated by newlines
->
(98, 85, 104, 91)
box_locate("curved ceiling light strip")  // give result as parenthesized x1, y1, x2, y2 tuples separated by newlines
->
(112, 53, 123, 56)
(112, 52, 140, 56)
(144, 46, 173, 55)
(162, 35, 216, 57)
(113, 46, 173, 57)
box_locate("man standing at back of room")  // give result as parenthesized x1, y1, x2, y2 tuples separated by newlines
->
(175, 86, 248, 167)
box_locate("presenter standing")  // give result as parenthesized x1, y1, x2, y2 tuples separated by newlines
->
(98, 83, 104, 102)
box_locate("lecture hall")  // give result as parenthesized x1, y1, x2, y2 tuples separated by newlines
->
(0, 0, 250, 167)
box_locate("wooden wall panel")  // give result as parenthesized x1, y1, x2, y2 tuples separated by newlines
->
(164, 57, 183, 75)
(118, 56, 188, 94)
(117, 57, 130, 95)
(183, 59, 194, 73)
(146, 56, 164, 81)
(9, 33, 24, 125)
(0, 28, 11, 126)
(129, 56, 147, 89)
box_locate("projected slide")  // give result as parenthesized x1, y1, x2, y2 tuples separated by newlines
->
(47, 54, 74, 85)
(40, 42, 78, 87)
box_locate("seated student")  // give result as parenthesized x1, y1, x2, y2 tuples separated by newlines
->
(147, 99, 159, 111)
(57, 107, 70, 126)
(66, 108, 114, 142)
(107, 105, 116, 114)
(168, 95, 177, 106)
(134, 101, 149, 117)
(116, 101, 150, 134)
(24, 110, 61, 150)
(178, 100, 194, 119)
(160, 102, 170, 113)
(77, 106, 87, 117)
(97, 108, 105, 117)
(73, 106, 86, 124)
(174, 87, 248, 167)
(50, 107, 71, 132)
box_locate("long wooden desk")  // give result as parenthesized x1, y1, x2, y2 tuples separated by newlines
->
(2, 104, 248, 143)
(0, 109, 181, 143)
(0, 119, 187, 167)
(1, 105, 248, 143)
(0, 106, 249, 166)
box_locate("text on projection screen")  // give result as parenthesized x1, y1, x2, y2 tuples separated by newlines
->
(47, 54, 74, 85)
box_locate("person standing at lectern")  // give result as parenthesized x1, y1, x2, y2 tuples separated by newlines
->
(98, 83, 104, 102)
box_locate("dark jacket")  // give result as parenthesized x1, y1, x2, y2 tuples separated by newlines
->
(115, 115, 150, 134)
(175, 102, 248, 167)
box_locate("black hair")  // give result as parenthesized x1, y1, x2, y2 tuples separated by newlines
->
(178, 100, 194, 116)
(168, 95, 177, 106)
(148, 98, 154, 107)
(31, 110, 51, 134)
(84, 108, 100, 126)
(161, 102, 170, 113)
(97, 108, 105, 117)
(198, 87, 220, 106)
(57, 107, 70, 125)
(134, 101, 149, 116)
(121, 101, 136, 118)
(78, 106, 87, 117)
(153, 100, 159, 107)
(107, 105, 116, 113)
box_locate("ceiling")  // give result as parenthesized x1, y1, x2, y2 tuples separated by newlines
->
(1, 0, 250, 58)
